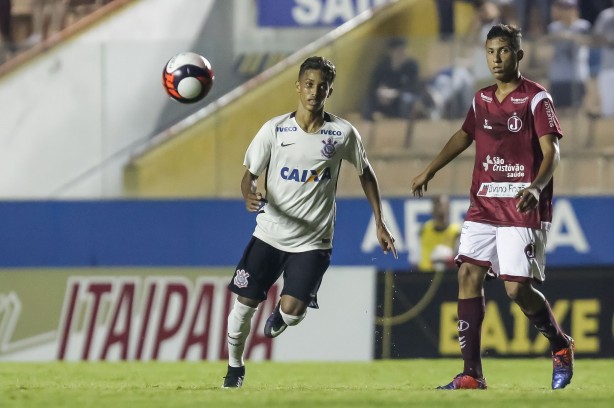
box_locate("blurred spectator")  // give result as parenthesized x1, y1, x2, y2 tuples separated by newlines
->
(466, 1, 502, 82)
(64, 0, 112, 25)
(0, 0, 15, 62)
(516, 0, 552, 38)
(435, 0, 455, 40)
(593, 0, 614, 117)
(546, 0, 591, 113)
(493, 0, 521, 26)
(578, 0, 611, 25)
(417, 195, 460, 273)
(361, 37, 421, 121)
(423, 60, 475, 119)
(26, 0, 67, 46)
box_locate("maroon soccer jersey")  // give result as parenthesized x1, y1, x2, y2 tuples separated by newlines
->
(461, 76, 563, 228)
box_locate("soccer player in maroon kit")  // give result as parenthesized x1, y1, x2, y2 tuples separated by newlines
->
(411, 24, 574, 390)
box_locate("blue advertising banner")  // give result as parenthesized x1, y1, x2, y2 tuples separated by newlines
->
(0, 197, 610, 268)
(257, 0, 391, 27)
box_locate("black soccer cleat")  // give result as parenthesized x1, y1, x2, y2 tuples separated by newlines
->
(264, 302, 287, 338)
(222, 365, 245, 388)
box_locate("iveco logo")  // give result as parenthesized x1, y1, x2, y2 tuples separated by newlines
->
(277, 126, 297, 132)
(458, 320, 470, 332)
(320, 129, 342, 136)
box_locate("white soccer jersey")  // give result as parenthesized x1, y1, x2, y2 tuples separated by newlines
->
(244, 112, 369, 252)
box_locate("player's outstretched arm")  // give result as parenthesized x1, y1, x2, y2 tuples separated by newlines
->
(359, 165, 398, 259)
(411, 129, 472, 197)
(515, 133, 560, 213)
(241, 169, 264, 212)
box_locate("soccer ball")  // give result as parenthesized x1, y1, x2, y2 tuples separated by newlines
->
(162, 52, 214, 104)
(430, 244, 455, 272)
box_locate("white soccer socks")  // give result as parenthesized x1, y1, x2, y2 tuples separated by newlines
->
(279, 307, 306, 327)
(227, 299, 257, 367)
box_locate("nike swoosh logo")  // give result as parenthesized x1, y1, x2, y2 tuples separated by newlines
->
(281, 142, 295, 147)
(269, 326, 286, 336)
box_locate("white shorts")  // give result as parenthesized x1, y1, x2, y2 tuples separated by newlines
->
(455, 221, 549, 283)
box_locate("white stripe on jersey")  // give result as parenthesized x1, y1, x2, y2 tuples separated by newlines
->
(530, 91, 553, 114)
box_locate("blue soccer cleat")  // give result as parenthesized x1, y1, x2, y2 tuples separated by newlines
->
(552, 335, 575, 389)
(264, 302, 287, 338)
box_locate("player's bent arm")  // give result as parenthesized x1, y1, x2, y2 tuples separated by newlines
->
(530, 133, 561, 193)
(359, 165, 385, 224)
(526, 134, 561, 198)
(515, 134, 560, 212)
(241, 170, 263, 212)
(411, 129, 472, 196)
(424, 129, 473, 178)
(359, 165, 398, 258)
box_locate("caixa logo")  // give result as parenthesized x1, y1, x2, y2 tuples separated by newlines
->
(320, 129, 342, 136)
(281, 167, 331, 182)
(277, 126, 297, 132)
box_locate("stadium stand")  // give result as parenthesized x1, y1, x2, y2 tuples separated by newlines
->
(3, 0, 612, 198)
(1, 0, 122, 71)
(588, 116, 614, 149)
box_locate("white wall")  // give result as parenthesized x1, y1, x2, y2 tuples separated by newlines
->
(0, 268, 376, 362)
(0, 0, 387, 199)
(0, 0, 216, 198)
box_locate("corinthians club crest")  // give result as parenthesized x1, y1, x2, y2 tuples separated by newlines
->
(321, 137, 338, 158)
(233, 269, 250, 288)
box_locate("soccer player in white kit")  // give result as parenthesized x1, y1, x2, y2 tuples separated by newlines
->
(411, 24, 574, 390)
(222, 56, 398, 388)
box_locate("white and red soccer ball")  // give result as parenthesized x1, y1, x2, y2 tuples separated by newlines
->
(162, 52, 214, 104)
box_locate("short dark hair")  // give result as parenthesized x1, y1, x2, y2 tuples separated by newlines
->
(486, 24, 522, 52)
(298, 56, 336, 85)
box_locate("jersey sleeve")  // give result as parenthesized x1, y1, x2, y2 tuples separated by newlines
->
(531, 91, 563, 139)
(243, 121, 274, 176)
(343, 125, 370, 175)
(461, 97, 476, 138)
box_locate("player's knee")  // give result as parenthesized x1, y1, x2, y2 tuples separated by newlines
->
(505, 288, 519, 302)
(280, 308, 306, 326)
(229, 299, 257, 324)
(504, 281, 523, 302)
(458, 264, 487, 286)
(457, 264, 476, 282)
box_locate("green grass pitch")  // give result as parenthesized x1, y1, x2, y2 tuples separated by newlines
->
(1, 359, 613, 407)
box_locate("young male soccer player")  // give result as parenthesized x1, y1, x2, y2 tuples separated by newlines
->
(411, 24, 574, 390)
(222, 56, 398, 388)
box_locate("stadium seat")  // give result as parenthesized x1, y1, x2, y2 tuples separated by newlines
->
(558, 153, 606, 195)
(369, 156, 428, 196)
(590, 117, 614, 149)
(410, 119, 463, 155)
(606, 155, 614, 191)
(343, 113, 414, 153)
